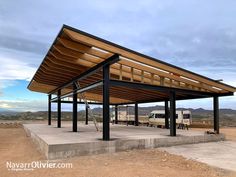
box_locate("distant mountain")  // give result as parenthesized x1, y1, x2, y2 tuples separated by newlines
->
(0, 106, 236, 116)
(93, 106, 236, 115)
(0, 105, 235, 120)
(217, 108, 236, 114)
(0, 108, 18, 115)
(0, 108, 9, 112)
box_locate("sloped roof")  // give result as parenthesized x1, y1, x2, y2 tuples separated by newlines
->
(28, 25, 236, 104)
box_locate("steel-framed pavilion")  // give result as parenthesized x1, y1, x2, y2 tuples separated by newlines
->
(28, 25, 236, 140)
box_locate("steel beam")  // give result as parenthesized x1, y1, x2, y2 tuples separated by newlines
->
(85, 105, 88, 125)
(57, 90, 61, 128)
(51, 81, 103, 102)
(170, 91, 176, 136)
(213, 96, 219, 134)
(111, 92, 233, 106)
(48, 94, 51, 125)
(134, 103, 139, 126)
(52, 100, 103, 105)
(165, 100, 169, 129)
(115, 105, 118, 124)
(72, 83, 77, 132)
(103, 64, 110, 140)
(49, 54, 120, 95)
(109, 79, 229, 97)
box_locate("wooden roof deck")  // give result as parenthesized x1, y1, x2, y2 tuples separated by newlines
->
(28, 25, 236, 104)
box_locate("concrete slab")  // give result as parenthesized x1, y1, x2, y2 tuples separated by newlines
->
(23, 123, 225, 160)
(159, 141, 236, 172)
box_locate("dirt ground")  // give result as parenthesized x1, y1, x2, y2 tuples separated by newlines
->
(0, 126, 236, 177)
(191, 127, 236, 142)
(221, 128, 236, 141)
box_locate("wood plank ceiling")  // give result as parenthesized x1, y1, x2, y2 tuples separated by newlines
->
(28, 25, 236, 104)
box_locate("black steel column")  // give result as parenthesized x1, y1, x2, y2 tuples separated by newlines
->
(72, 83, 77, 132)
(134, 103, 139, 126)
(85, 105, 88, 125)
(170, 91, 176, 136)
(48, 94, 51, 125)
(213, 96, 219, 134)
(115, 105, 118, 124)
(103, 64, 110, 140)
(57, 90, 61, 128)
(165, 100, 169, 129)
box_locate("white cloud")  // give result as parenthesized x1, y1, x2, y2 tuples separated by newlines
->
(0, 99, 46, 112)
(192, 37, 201, 44)
(0, 80, 18, 89)
(0, 56, 36, 81)
(0, 103, 11, 109)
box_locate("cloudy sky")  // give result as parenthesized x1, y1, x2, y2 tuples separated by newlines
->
(0, 0, 236, 111)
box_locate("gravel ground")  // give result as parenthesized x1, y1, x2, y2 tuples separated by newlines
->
(1, 126, 236, 177)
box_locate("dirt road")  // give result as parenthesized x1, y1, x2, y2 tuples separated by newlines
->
(0, 126, 235, 177)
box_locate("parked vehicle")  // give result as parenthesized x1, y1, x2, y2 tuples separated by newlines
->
(148, 110, 192, 127)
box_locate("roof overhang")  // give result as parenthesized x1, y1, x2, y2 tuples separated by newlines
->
(28, 25, 236, 104)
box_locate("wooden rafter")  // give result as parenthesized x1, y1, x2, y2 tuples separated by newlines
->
(28, 25, 236, 104)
